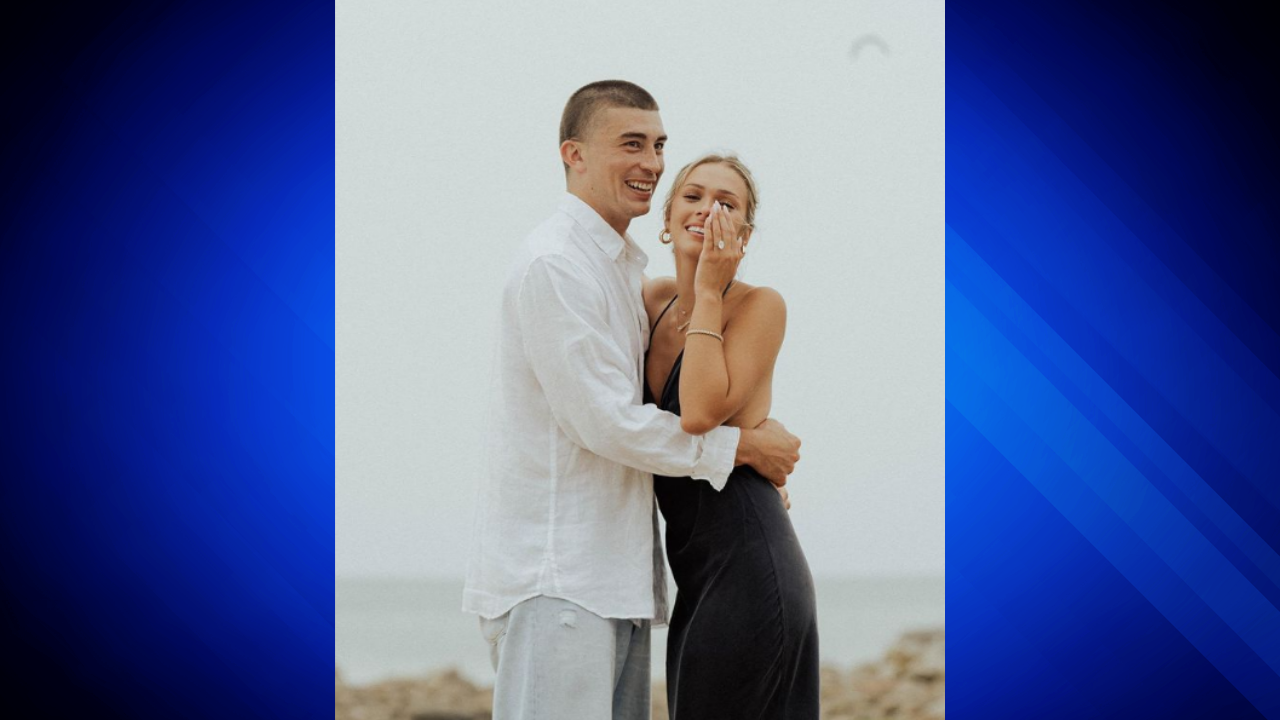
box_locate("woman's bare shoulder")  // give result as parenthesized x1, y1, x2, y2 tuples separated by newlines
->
(642, 275, 678, 318)
(727, 283, 787, 335)
(732, 282, 785, 313)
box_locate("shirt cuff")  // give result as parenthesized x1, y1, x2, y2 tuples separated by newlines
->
(692, 425, 740, 492)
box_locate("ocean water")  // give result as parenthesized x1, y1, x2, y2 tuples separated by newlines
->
(336, 576, 945, 685)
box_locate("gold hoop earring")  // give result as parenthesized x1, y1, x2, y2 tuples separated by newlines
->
(659, 229, 673, 245)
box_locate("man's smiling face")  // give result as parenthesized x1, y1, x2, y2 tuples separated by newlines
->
(570, 106, 666, 235)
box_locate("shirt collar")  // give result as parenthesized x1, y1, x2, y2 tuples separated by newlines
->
(559, 193, 647, 266)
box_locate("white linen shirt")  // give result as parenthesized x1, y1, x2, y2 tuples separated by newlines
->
(463, 193, 740, 625)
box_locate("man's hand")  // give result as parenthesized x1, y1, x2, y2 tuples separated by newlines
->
(776, 484, 791, 510)
(735, 418, 801, 487)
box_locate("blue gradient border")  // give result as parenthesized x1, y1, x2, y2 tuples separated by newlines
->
(5, 0, 1279, 717)
(948, 1, 1280, 718)
(1, 2, 332, 718)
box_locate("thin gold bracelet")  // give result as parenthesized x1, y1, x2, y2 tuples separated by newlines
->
(685, 329, 724, 342)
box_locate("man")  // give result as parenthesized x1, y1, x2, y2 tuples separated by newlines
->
(463, 80, 801, 720)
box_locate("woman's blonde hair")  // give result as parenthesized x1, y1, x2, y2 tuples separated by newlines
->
(662, 153, 760, 230)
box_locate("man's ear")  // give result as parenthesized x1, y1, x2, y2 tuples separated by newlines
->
(560, 139, 586, 173)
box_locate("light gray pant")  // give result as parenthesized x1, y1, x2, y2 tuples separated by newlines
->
(479, 596, 651, 720)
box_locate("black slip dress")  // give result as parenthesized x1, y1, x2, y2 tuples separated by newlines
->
(645, 294, 820, 720)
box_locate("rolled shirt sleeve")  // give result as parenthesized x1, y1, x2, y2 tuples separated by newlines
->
(517, 254, 738, 489)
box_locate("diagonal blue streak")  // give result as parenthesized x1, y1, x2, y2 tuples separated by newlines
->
(949, 281, 1280, 687)
(949, 227, 1280, 593)
(949, 184, 1280, 539)
(949, 66, 1280, 503)
(949, 381, 1280, 715)
(950, 14, 1280, 403)
(949, 367, 1280, 717)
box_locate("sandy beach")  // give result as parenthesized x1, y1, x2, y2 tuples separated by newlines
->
(335, 627, 944, 720)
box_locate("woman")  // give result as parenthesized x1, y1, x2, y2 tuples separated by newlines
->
(643, 154, 819, 719)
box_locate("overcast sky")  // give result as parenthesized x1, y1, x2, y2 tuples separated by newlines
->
(336, 0, 945, 579)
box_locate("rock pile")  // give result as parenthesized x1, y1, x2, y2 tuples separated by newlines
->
(816, 629, 945, 720)
(336, 628, 943, 720)
(335, 667, 492, 720)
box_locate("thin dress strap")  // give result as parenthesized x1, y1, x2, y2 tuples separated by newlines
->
(650, 294, 680, 339)
(648, 281, 734, 345)
(650, 282, 735, 334)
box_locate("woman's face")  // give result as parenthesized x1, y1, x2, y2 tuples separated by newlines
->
(667, 162, 752, 260)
